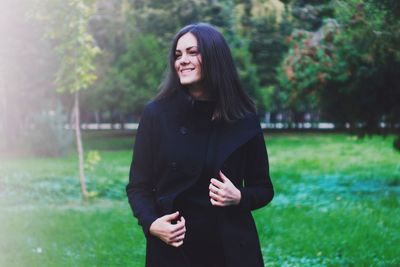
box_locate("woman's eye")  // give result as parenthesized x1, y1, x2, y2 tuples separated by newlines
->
(189, 51, 198, 55)
(175, 54, 182, 59)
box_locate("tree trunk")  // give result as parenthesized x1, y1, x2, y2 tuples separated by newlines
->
(119, 112, 125, 130)
(73, 91, 89, 199)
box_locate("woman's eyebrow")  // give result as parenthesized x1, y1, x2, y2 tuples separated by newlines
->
(175, 46, 198, 52)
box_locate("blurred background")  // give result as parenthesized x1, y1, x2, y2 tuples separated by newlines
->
(0, 0, 399, 266)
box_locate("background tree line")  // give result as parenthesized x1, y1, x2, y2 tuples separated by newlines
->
(1, 0, 399, 158)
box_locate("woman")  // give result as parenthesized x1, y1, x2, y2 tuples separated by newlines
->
(126, 23, 274, 267)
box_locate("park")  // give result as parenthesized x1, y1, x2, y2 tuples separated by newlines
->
(1, 0, 399, 266)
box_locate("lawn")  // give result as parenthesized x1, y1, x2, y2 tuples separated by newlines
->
(0, 132, 399, 266)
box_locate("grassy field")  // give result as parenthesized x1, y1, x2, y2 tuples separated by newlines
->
(0, 132, 399, 266)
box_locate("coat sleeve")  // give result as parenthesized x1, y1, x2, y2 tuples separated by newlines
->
(126, 104, 159, 237)
(237, 132, 274, 211)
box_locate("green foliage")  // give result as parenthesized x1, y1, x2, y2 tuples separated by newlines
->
(290, 0, 334, 31)
(327, 0, 400, 133)
(131, 0, 208, 44)
(260, 85, 276, 111)
(88, 34, 166, 116)
(85, 150, 101, 171)
(33, 0, 100, 93)
(277, 20, 341, 112)
(277, 0, 400, 136)
(214, 0, 266, 111)
(229, 35, 264, 110)
(249, 14, 291, 87)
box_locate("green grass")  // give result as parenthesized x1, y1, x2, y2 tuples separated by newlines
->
(0, 201, 145, 267)
(1, 133, 399, 266)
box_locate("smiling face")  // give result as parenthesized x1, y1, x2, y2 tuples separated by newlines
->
(174, 33, 203, 91)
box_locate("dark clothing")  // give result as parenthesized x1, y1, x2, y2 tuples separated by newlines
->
(126, 88, 274, 267)
(174, 99, 226, 266)
(175, 98, 217, 212)
(181, 220, 225, 267)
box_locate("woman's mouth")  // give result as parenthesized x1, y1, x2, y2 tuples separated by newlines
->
(181, 68, 195, 74)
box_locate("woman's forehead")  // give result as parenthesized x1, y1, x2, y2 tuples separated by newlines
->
(176, 33, 198, 51)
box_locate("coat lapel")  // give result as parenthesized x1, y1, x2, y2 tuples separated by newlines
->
(213, 114, 262, 177)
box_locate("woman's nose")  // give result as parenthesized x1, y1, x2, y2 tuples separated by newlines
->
(180, 54, 190, 64)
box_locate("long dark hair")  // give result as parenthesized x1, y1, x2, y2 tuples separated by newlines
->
(154, 23, 256, 122)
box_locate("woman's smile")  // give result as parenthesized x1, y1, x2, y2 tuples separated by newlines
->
(180, 67, 195, 74)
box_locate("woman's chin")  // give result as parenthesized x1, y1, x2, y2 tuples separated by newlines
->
(180, 79, 195, 85)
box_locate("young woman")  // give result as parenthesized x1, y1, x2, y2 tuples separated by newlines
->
(126, 23, 274, 267)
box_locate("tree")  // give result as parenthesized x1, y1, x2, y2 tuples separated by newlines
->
(277, 0, 400, 148)
(34, 0, 101, 197)
(213, 0, 265, 112)
(93, 34, 166, 121)
(246, 5, 292, 116)
(330, 0, 400, 142)
(277, 19, 341, 113)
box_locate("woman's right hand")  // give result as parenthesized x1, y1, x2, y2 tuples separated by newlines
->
(149, 211, 186, 247)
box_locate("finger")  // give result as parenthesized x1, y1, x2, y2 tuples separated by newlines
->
(210, 190, 224, 202)
(171, 228, 186, 240)
(164, 211, 180, 222)
(210, 178, 224, 188)
(209, 183, 220, 194)
(171, 216, 186, 231)
(171, 221, 185, 233)
(210, 197, 224, 206)
(178, 216, 186, 228)
(210, 191, 225, 204)
(177, 216, 186, 225)
(171, 233, 185, 243)
(219, 170, 229, 182)
(176, 216, 186, 228)
(170, 240, 184, 247)
(171, 221, 186, 234)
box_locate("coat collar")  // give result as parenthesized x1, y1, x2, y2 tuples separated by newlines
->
(172, 88, 216, 125)
(174, 87, 215, 110)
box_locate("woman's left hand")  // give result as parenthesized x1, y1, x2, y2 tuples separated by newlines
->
(209, 170, 241, 206)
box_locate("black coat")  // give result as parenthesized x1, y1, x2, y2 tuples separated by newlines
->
(126, 88, 274, 267)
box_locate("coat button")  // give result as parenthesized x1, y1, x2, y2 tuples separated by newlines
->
(180, 126, 188, 135)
